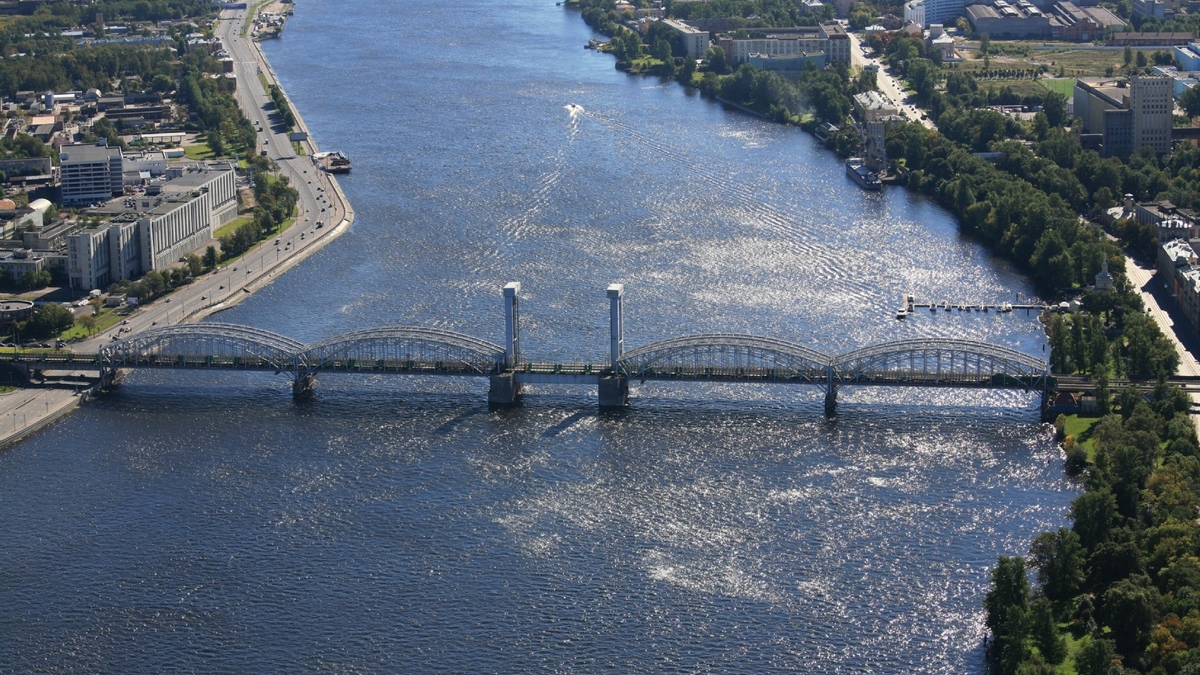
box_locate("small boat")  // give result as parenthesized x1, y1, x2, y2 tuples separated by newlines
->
(1000, 302, 1012, 312)
(896, 308, 909, 319)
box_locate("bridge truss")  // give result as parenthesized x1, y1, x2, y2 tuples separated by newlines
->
(99, 323, 305, 374)
(831, 338, 1049, 390)
(618, 333, 832, 383)
(297, 326, 506, 376)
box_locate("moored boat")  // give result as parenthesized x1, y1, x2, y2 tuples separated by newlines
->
(845, 158, 882, 190)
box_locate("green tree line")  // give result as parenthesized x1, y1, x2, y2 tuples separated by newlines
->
(987, 387, 1200, 673)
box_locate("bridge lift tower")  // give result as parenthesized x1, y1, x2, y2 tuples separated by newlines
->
(599, 283, 629, 408)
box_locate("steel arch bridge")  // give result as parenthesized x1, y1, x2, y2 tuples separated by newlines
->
(296, 326, 506, 376)
(72, 321, 1049, 409)
(617, 333, 833, 383)
(99, 323, 305, 374)
(830, 338, 1049, 390)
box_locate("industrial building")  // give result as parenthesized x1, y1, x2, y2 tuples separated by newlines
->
(964, 0, 1122, 40)
(1074, 75, 1173, 157)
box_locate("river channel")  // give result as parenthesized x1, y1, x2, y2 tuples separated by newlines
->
(0, 0, 1076, 671)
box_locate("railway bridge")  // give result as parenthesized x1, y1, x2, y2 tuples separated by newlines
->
(9, 282, 1052, 414)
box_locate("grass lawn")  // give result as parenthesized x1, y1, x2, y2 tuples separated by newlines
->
(184, 143, 215, 160)
(216, 216, 295, 268)
(215, 216, 253, 240)
(1040, 78, 1077, 96)
(976, 79, 1048, 98)
(1062, 413, 1101, 461)
(58, 307, 124, 341)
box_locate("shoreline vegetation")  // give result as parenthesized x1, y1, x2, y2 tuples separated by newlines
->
(571, 1, 1200, 672)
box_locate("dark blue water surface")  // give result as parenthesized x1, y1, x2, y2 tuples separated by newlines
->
(0, 0, 1075, 671)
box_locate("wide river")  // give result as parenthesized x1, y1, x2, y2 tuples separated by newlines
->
(0, 0, 1076, 671)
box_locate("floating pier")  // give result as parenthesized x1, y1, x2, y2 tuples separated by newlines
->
(897, 294, 1049, 319)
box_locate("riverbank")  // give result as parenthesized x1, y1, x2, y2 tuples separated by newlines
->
(0, 1, 355, 450)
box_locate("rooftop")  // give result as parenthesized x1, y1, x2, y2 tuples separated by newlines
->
(59, 143, 120, 163)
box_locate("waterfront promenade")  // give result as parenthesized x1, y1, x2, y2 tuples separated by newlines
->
(0, 5, 354, 449)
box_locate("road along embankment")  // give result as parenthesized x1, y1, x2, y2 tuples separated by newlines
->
(1, 6, 358, 448)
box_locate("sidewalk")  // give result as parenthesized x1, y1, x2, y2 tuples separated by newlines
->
(1121, 256, 1200, 378)
(0, 386, 88, 450)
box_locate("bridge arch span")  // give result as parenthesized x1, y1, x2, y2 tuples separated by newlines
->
(100, 323, 305, 372)
(618, 333, 832, 382)
(297, 326, 506, 375)
(831, 338, 1047, 387)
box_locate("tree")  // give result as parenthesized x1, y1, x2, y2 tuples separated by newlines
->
(1042, 90, 1066, 128)
(185, 254, 203, 277)
(1094, 373, 1111, 416)
(1075, 637, 1119, 675)
(79, 314, 96, 335)
(981, 33, 991, 56)
(26, 304, 73, 339)
(1101, 575, 1160, 654)
(979, 550, 1038, 674)
(203, 245, 217, 270)
(705, 46, 729, 75)
(1136, 49, 1147, 68)
(18, 269, 50, 291)
(678, 54, 697, 85)
(1071, 488, 1117, 550)
(1181, 84, 1200, 118)
(1030, 528, 1086, 601)
(1124, 45, 1133, 68)
(1030, 598, 1066, 664)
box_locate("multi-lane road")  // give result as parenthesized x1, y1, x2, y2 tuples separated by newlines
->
(73, 8, 352, 353)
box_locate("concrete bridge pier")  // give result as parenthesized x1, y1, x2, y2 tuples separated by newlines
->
(293, 373, 315, 401)
(599, 374, 628, 409)
(489, 372, 521, 406)
(824, 373, 838, 417)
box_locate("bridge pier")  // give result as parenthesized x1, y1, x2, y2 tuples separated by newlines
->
(598, 374, 628, 409)
(293, 373, 315, 401)
(824, 389, 838, 416)
(489, 372, 522, 406)
(824, 369, 838, 417)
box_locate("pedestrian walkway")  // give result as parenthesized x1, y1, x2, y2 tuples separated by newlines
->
(0, 387, 83, 449)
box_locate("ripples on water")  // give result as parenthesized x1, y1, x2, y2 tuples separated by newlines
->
(0, 0, 1073, 670)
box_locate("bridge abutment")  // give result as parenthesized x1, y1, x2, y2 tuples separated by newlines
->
(293, 373, 315, 400)
(489, 372, 522, 406)
(598, 374, 628, 408)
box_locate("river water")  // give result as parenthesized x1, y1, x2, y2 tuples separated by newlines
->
(0, 0, 1076, 671)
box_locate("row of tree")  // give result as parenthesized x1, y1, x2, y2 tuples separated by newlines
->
(218, 173, 298, 259)
(267, 84, 295, 130)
